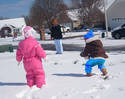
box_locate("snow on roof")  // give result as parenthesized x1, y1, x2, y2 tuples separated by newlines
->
(67, 9, 79, 21)
(105, 0, 125, 10)
(100, 0, 116, 12)
(0, 17, 26, 29)
(106, 0, 116, 10)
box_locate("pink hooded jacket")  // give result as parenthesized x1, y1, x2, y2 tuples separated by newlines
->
(16, 37, 46, 68)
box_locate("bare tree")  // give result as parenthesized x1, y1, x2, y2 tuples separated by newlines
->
(22, 16, 31, 26)
(79, 0, 103, 28)
(29, 0, 69, 30)
(70, 0, 81, 9)
(30, 0, 45, 30)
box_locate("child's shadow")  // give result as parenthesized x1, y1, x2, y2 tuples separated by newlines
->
(52, 73, 86, 77)
(0, 82, 26, 86)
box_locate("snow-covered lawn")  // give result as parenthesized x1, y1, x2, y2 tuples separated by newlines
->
(0, 50, 125, 99)
(0, 32, 125, 47)
(0, 32, 125, 99)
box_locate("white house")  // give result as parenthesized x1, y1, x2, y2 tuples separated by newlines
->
(0, 17, 26, 37)
(106, 0, 125, 29)
(67, 9, 80, 29)
(67, 0, 125, 30)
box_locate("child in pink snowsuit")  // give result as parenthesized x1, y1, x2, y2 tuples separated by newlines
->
(16, 26, 46, 88)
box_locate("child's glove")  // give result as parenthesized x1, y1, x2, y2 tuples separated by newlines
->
(84, 57, 88, 60)
(43, 57, 48, 62)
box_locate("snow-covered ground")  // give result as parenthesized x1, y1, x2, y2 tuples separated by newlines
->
(0, 32, 125, 99)
(0, 50, 125, 99)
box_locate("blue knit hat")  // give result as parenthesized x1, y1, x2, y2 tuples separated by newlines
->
(83, 30, 94, 39)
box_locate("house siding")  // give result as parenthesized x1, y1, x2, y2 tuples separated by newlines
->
(107, 1, 125, 29)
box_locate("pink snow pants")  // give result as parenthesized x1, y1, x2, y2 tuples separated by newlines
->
(24, 58, 46, 88)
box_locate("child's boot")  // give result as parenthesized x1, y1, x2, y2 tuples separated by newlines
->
(86, 73, 93, 77)
(102, 68, 108, 76)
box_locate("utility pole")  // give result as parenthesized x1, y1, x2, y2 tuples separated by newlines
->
(104, 0, 109, 37)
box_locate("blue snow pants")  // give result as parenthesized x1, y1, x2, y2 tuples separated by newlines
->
(54, 39, 63, 54)
(85, 59, 106, 73)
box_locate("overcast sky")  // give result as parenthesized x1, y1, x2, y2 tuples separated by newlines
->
(0, 0, 71, 18)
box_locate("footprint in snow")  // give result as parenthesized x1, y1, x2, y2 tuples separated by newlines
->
(121, 61, 125, 63)
(108, 72, 123, 80)
(54, 62, 58, 65)
(73, 60, 79, 64)
(90, 95, 100, 99)
(83, 84, 110, 95)
(118, 87, 125, 91)
(51, 89, 79, 99)
(82, 87, 98, 94)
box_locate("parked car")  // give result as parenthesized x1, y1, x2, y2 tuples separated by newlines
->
(0, 26, 13, 38)
(111, 24, 125, 39)
(112, 24, 125, 32)
(61, 25, 71, 33)
(44, 25, 71, 35)
(44, 28, 51, 34)
(92, 28, 105, 32)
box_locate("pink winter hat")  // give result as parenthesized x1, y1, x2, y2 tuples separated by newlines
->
(23, 26, 34, 38)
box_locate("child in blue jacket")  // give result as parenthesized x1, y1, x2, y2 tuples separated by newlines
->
(80, 30, 108, 76)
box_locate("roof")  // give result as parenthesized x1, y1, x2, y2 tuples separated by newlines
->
(0, 17, 26, 29)
(106, 0, 125, 10)
(67, 9, 80, 21)
(106, 0, 116, 10)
